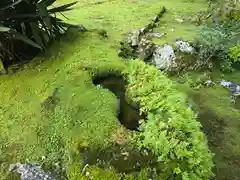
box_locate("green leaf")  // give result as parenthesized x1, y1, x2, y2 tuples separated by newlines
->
(48, 1, 77, 13)
(0, 26, 10, 32)
(12, 32, 42, 49)
(37, 3, 52, 33)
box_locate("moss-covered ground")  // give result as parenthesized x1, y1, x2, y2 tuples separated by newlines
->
(173, 71, 240, 180)
(1, 0, 240, 179)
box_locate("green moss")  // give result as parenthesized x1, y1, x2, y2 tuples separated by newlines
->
(192, 87, 240, 180)
(0, 0, 208, 178)
(67, 161, 150, 180)
(173, 70, 240, 180)
(67, 163, 122, 180)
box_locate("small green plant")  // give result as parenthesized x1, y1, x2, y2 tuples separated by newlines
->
(195, 22, 240, 71)
(210, 0, 240, 23)
(124, 60, 214, 180)
(228, 45, 240, 63)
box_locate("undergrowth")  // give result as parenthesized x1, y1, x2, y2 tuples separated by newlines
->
(124, 60, 214, 180)
(172, 70, 240, 180)
(195, 22, 240, 71)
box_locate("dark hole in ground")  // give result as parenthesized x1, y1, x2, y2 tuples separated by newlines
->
(91, 71, 147, 130)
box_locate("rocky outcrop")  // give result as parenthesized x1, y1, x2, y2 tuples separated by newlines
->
(117, 8, 200, 72)
(118, 7, 166, 62)
(118, 7, 180, 71)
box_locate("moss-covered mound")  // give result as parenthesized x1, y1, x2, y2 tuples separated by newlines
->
(124, 60, 214, 180)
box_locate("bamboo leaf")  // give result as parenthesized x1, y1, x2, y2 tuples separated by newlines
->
(29, 22, 45, 49)
(37, 3, 52, 32)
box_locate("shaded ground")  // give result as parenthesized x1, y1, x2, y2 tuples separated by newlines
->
(174, 71, 240, 180)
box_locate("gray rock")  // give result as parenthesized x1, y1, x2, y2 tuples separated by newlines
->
(220, 80, 240, 97)
(204, 80, 215, 87)
(128, 30, 141, 46)
(152, 44, 177, 70)
(9, 163, 56, 180)
(137, 38, 155, 60)
(175, 18, 184, 23)
(96, 84, 103, 88)
(140, 27, 147, 34)
(175, 40, 194, 54)
(153, 15, 159, 23)
(220, 80, 233, 88)
(150, 32, 164, 39)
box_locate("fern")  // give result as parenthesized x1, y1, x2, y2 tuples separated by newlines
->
(124, 60, 214, 180)
(228, 45, 240, 63)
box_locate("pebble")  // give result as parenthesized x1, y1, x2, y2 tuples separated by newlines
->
(175, 18, 184, 23)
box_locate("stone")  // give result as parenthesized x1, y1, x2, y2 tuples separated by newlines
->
(9, 163, 56, 180)
(220, 80, 240, 97)
(137, 38, 155, 61)
(204, 80, 214, 87)
(175, 18, 184, 23)
(152, 44, 177, 70)
(128, 30, 141, 46)
(153, 15, 159, 23)
(150, 32, 164, 39)
(175, 40, 194, 54)
(140, 27, 147, 34)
